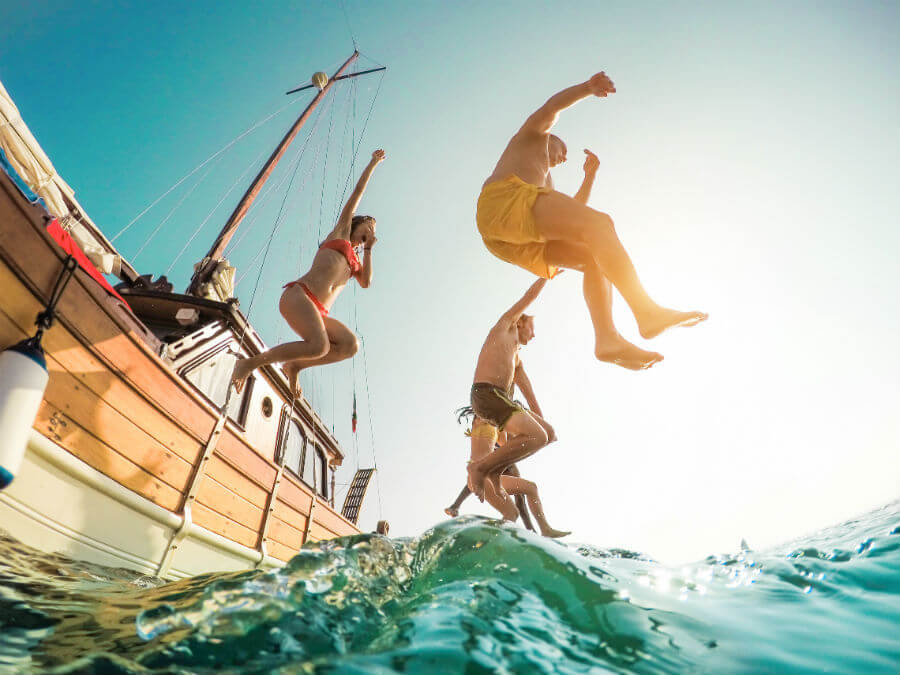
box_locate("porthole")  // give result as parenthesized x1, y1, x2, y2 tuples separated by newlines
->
(261, 396, 273, 417)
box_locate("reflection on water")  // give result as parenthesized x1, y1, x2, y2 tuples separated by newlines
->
(1, 502, 899, 674)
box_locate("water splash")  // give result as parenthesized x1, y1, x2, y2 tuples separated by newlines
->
(1, 502, 899, 674)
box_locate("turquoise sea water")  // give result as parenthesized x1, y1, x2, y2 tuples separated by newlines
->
(1, 501, 899, 674)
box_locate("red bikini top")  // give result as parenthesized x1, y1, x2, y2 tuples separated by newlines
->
(320, 239, 362, 275)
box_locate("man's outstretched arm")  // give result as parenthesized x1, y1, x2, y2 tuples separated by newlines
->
(520, 72, 616, 135)
(499, 278, 547, 325)
(514, 361, 543, 419)
(574, 149, 599, 205)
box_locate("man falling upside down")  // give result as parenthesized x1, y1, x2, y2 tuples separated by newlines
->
(464, 278, 569, 540)
(477, 71, 707, 370)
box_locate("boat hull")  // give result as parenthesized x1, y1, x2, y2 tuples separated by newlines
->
(0, 164, 360, 580)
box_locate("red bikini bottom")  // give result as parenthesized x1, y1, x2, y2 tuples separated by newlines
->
(283, 281, 329, 317)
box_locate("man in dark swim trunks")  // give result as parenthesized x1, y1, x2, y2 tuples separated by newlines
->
(464, 278, 569, 538)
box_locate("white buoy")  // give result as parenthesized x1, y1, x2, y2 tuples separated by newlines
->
(311, 71, 329, 90)
(0, 338, 48, 489)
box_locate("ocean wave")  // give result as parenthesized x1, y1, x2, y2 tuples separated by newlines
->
(1, 502, 899, 674)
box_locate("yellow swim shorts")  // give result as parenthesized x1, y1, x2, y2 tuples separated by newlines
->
(476, 175, 558, 279)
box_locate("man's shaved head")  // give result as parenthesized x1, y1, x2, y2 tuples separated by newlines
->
(548, 135, 567, 167)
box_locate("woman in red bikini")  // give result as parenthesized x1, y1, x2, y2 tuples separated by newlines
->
(231, 149, 385, 397)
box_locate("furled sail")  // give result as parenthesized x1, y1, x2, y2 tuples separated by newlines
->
(0, 79, 127, 277)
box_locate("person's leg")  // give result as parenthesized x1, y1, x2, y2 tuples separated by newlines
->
(500, 475, 570, 538)
(483, 476, 519, 522)
(533, 190, 706, 338)
(545, 241, 662, 370)
(282, 317, 359, 395)
(232, 286, 329, 391)
(503, 465, 535, 531)
(467, 410, 548, 501)
(444, 485, 471, 518)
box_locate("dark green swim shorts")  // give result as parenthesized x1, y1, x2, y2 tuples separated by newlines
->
(470, 382, 524, 429)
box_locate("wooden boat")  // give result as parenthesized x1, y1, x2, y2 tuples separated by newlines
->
(0, 52, 381, 579)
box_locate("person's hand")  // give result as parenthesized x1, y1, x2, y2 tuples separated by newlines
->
(364, 234, 378, 250)
(371, 149, 386, 163)
(583, 149, 599, 174)
(587, 72, 615, 97)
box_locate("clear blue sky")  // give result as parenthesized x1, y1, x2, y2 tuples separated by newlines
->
(3, 1, 898, 562)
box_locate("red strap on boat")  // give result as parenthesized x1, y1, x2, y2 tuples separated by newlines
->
(46, 219, 129, 307)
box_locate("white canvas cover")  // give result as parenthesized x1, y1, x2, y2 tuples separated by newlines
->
(0, 79, 126, 276)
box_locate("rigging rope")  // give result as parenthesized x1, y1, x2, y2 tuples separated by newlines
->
(338, 0, 359, 50)
(166, 146, 269, 275)
(133, 163, 215, 262)
(111, 96, 304, 243)
(234, 92, 337, 286)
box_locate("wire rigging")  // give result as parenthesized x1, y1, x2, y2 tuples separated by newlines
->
(111, 96, 304, 243)
(166, 146, 269, 275)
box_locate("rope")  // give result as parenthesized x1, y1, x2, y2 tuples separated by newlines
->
(316, 84, 340, 241)
(166, 146, 268, 275)
(111, 96, 303, 243)
(133, 163, 215, 262)
(234, 92, 337, 286)
(339, 0, 359, 50)
(360, 334, 382, 518)
(336, 69, 385, 205)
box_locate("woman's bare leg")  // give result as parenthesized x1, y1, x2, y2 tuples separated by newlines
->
(500, 475, 570, 538)
(545, 241, 663, 370)
(444, 485, 471, 518)
(467, 411, 548, 501)
(533, 191, 707, 338)
(282, 317, 359, 395)
(231, 286, 329, 391)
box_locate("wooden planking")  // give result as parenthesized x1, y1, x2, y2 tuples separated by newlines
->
(34, 401, 182, 511)
(0, 206, 218, 442)
(205, 455, 270, 510)
(273, 497, 309, 532)
(0, 261, 210, 461)
(268, 539, 298, 563)
(278, 474, 315, 515)
(216, 431, 277, 491)
(192, 503, 259, 549)
(41, 364, 193, 492)
(0, 296, 201, 490)
(310, 521, 340, 540)
(195, 474, 265, 534)
(313, 505, 358, 538)
(268, 515, 305, 551)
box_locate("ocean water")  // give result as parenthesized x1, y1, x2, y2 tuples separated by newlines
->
(1, 502, 899, 675)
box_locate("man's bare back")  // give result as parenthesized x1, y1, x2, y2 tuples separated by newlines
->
(484, 132, 556, 189)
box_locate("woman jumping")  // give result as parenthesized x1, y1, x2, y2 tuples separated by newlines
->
(231, 149, 386, 396)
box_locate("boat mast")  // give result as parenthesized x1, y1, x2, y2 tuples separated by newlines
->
(187, 50, 383, 297)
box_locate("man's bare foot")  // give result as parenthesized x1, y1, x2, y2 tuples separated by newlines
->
(231, 358, 254, 394)
(444, 507, 459, 518)
(282, 362, 303, 399)
(595, 334, 663, 370)
(467, 461, 488, 502)
(639, 308, 708, 340)
(541, 527, 572, 539)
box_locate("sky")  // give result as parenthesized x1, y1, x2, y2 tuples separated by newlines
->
(2, 0, 898, 563)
